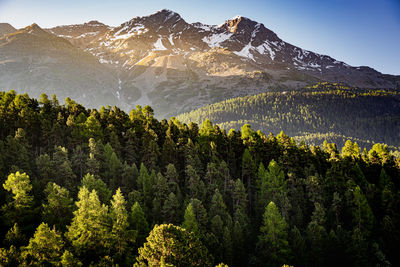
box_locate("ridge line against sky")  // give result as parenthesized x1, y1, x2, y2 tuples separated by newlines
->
(0, 0, 399, 75)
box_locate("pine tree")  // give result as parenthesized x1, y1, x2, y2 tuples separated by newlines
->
(241, 148, 256, 212)
(222, 226, 233, 266)
(137, 163, 155, 212)
(83, 114, 103, 141)
(186, 165, 206, 202)
(81, 173, 111, 204)
(102, 143, 122, 188)
(86, 138, 101, 176)
(3, 171, 33, 209)
(66, 187, 110, 264)
(162, 192, 180, 224)
(182, 202, 200, 236)
(52, 146, 77, 188)
(130, 201, 149, 247)
(257, 202, 290, 266)
(60, 250, 82, 267)
(42, 182, 73, 231)
(2, 171, 36, 233)
(135, 224, 211, 267)
(152, 172, 170, 223)
(232, 178, 248, 213)
(341, 140, 360, 159)
(353, 186, 374, 234)
(188, 198, 208, 234)
(209, 189, 230, 225)
(289, 226, 306, 266)
(71, 145, 87, 180)
(21, 223, 64, 266)
(36, 153, 54, 187)
(4, 223, 26, 248)
(121, 162, 138, 194)
(306, 203, 328, 266)
(109, 188, 134, 263)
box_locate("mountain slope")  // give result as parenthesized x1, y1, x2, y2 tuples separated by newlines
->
(176, 83, 400, 148)
(0, 24, 121, 108)
(0, 23, 16, 37)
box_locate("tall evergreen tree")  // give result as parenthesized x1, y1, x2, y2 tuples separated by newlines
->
(257, 202, 290, 266)
(109, 188, 134, 263)
(21, 223, 64, 266)
(182, 202, 200, 236)
(42, 182, 73, 231)
(66, 187, 110, 264)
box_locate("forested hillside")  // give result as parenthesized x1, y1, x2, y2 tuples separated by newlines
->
(177, 83, 400, 149)
(0, 90, 399, 266)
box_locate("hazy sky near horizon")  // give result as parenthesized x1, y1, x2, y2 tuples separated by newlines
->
(0, 0, 399, 75)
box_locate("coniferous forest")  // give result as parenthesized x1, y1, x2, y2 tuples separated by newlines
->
(177, 83, 400, 149)
(0, 90, 399, 266)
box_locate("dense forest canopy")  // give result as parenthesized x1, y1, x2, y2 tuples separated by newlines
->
(0, 90, 399, 266)
(177, 82, 400, 149)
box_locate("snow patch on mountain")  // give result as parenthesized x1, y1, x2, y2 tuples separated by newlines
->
(193, 23, 216, 32)
(76, 31, 99, 38)
(251, 23, 261, 38)
(153, 37, 167, 50)
(168, 34, 174, 46)
(234, 42, 255, 60)
(255, 42, 275, 60)
(202, 32, 232, 48)
(113, 24, 148, 40)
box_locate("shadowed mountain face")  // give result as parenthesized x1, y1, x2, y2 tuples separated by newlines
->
(0, 23, 16, 37)
(0, 24, 120, 108)
(0, 9, 399, 116)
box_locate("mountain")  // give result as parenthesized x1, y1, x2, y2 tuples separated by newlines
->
(176, 82, 400, 148)
(0, 23, 16, 37)
(0, 10, 399, 116)
(0, 23, 120, 107)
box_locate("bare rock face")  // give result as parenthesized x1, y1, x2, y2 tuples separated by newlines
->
(0, 10, 398, 117)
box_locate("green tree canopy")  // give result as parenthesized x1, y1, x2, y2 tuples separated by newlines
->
(135, 224, 212, 267)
